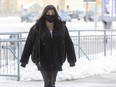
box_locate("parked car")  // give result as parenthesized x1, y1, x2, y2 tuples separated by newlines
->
(77, 11, 85, 20)
(20, 12, 39, 22)
(68, 11, 79, 19)
(83, 11, 94, 22)
(58, 11, 72, 22)
(68, 10, 84, 20)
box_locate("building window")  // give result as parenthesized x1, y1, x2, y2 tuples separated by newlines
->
(57, 5, 59, 10)
(84, 0, 96, 2)
(67, 5, 69, 10)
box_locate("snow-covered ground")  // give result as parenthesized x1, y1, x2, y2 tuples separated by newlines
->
(0, 16, 116, 87)
(0, 55, 116, 87)
(0, 73, 116, 87)
(19, 54, 116, 81)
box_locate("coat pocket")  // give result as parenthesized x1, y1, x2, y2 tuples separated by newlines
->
(31, 36, 40, 65)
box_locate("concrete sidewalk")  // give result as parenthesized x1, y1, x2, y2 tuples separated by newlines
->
(0, 73, 116, 87)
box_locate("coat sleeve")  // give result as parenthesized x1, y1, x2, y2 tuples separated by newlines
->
(64, 24, 77, 67)
(20, 25, 37, 67)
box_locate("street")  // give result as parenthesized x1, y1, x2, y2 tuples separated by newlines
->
(0, 16, 116, 32)
(0, 72, 116, 87)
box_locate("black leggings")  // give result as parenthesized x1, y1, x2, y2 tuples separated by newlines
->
(40, 71, 58, 87)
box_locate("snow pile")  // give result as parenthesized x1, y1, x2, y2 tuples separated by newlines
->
(19, 55, 116, 81)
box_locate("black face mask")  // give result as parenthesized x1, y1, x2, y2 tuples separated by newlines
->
(45, 15, 55, 23)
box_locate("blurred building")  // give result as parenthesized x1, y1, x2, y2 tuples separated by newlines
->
(0, 0, 96, 16)
(0, 0, 18, 16)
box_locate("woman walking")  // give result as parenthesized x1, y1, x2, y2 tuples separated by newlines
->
(20, 5, 76, 87)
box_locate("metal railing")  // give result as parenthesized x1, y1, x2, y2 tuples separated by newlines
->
(0, 29, 116, 80)
(0, 32, 25, 81)
(69, 29, 116, 60)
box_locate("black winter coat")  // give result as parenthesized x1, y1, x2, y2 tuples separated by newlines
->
(20, 21, 76, 71)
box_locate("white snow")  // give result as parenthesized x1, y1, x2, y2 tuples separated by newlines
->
(18, 54, 116, 81)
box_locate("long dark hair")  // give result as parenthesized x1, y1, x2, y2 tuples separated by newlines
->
(34, 5, 63, 32)
(36, 5, 61, 23)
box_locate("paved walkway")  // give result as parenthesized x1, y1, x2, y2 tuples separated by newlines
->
(0, 73, 116, 87)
